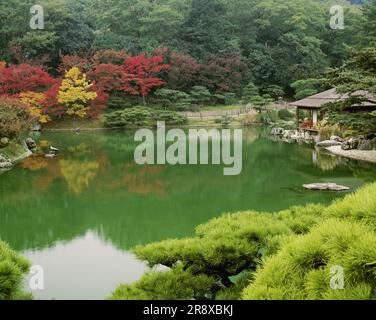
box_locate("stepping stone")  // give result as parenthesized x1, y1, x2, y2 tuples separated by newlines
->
(303, 183, 350, 191)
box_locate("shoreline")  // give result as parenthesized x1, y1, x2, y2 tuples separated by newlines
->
(41, 123, 257, 132)
(0, 143, 32, 174)
(326, 146, 376, 164)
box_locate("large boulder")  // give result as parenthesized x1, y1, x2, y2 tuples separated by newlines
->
(357, 138, 376, 151)
(25, 138, 37, 152)
(282, 130, 298, 139)
(342, 137, 360, 150)
(271, 127, 285, 135)
(0, 155, 12, 169)
(30, 121, 41, 132)
(316, 140, 342, 148)
(0, 155, 8, 162)
(0, 137, 10, 148)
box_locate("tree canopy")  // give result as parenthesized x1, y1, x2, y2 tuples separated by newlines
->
(0, 0, 371, 90)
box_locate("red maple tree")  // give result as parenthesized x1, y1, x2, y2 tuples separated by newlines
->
(121, 55, 170, 105)
(0, 64, 54, 95)
(88, 64, 124, 93)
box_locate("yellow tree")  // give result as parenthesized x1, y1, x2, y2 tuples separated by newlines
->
(19, 91, 50, 124)
(57, 67, 97, 118)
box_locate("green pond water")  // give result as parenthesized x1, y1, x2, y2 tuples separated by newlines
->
(1, 127, 376, 300)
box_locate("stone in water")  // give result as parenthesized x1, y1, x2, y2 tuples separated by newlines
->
(303, 183, 350, 191)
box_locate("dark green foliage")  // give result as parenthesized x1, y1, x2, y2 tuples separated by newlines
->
(362, 0, 376, 45)
(1, 0, 366, 90)
(151, 110, 188, 126)
(212, 93, 238, 106)
(325, 47, 376, 135)
(104, 107, 152, 127)
(277, 109, 294, 121)
(255, 110, 279, 124)
(106, 95, 143, 109)
(0, 241, 31, 300)
(104, 107, 188, 127)
(190, 86, 211, 106)
(177, 0, 232, 59)
(260, 85, 285, 101)
(154, 89, 191, 110)
(291, 78, 328, 100)
(243, 83, 273, 111)
(242, 83, 259, 103)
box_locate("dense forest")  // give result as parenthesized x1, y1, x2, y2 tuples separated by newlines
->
(0, 0, 375, 133)
(0, 0, 374, 93)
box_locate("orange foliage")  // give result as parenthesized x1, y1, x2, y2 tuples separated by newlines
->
(21, 156, 49, 171)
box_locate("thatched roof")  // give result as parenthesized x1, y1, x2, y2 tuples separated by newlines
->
(291, 88, 376, 109)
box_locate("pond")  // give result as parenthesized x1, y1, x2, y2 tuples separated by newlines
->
(1, 127, 376, 300)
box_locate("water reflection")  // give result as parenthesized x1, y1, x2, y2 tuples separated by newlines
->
(23, 231, 147, 300)
(0, 128, 376, 299)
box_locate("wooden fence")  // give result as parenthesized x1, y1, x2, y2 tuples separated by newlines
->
(179, 107, 253, 119)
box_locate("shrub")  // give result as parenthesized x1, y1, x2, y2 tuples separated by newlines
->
(106, 95, 142, 109)
(110, 205, 324, 300)
(154, 89, 191, 111)
(151, 110, 188, 126)
(0, 241, 31, 300)
(255, 110, 278, 124)
(214, 115, 232, 127)
(324, 183, 376, 229)
(243, 219, 376, 300)
(190, 86, 211, 106)
(318, 121, 341, 140)
(242, 113, 257, 126)
(104, 107, 188, 127)
(108, 266, 217, 300)
(109, 183, 376, 301)
(212, 93, 238, 105)
(0, 97, 31, 139)
(104, 107, 151, 127)
(260, 85, 285, 101)
(277, 109, 294, 121)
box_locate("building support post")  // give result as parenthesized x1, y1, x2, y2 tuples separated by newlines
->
(312, 109, 318, 125)
(296, 107, 300, 129)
